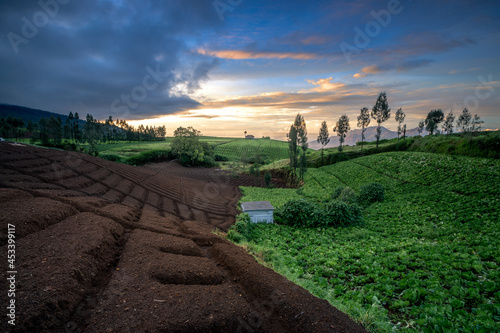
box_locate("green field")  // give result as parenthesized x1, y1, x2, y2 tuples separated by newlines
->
(236, 152, 500, 332)
(213, 138, 291, 162)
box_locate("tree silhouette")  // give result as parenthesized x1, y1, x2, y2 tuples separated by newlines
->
(317, 121, 330, 165)
(357, 107, 370, 152)
(371, 92, 391, 148)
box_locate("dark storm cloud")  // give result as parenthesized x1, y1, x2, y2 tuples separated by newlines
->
(0, 0, 221, 120)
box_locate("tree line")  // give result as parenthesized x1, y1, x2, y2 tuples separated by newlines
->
(0, 111, 167, 148)
(314, 92, 485, 164)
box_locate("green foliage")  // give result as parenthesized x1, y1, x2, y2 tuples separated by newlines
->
(231, 151, 500, 332)
(425, 109, 445, 135)
(100, 153, 124, 163)
(333, 114, 351, 152)
(171, 126, 215, 166)
(214, 154, 229, 161)
(125, 149, 173, 166)
(228, 213, 257, 242)
(277, 199, 362, 228)
(324, 200, 362, 226)
(278, 199, 321, 227)
(339, 186, 357, 204)
(214, 138, 290, 163)
(332, 186, 345, 200)
(358, 183, 385, 205)
(371, 92, 391, 148)
(357, 107, 371, 151)
(264, 171, 272, 187)
(239, 186, 302, 208)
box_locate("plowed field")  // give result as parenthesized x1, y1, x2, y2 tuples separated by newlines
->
(0, 142, 366, 333)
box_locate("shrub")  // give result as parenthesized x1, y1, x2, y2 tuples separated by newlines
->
(359, 183, 385, 204)
(264, 171, 272, 187)
(278, 199, 322, 227)
(227, 229, 243, 243)
(126, 149, 173, 166)
(232, 213, 257, 241)
(332, 186, 345, 200)
(339, 187, 357, 204)
(277, 199, 362, 228)
(214, 154, 228, 161)
(324, 200, 362, 227)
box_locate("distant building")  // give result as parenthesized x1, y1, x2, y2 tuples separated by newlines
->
(245, 134, 255, 139)
(241, 201, 274, 223)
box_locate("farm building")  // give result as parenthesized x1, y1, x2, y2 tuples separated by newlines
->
(241, 201, 275, 223)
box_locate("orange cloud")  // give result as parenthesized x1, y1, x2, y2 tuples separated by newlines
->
(305, 77, 346, 92)
(197, 49, 321, 60)
(353, 65, 383, 78)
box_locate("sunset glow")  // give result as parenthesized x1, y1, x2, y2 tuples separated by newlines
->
(1, 0, 499, 139)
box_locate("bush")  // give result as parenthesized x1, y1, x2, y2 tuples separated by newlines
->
(264, 171, 272, 187)
(278, 199, 322, 228)
(126, 149, 173, 166)
(277, 199, 362, 228)
(332, 186, 345, 200)
(324, 201, 362, 227)
(359, 183, 385, 204)
(339, 187, 357, 204)
(214, 154, 228, 161)
(229, 213, 257, 241)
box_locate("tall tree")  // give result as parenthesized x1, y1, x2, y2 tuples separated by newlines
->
(288, 125, 298, 178)
(371, 92, 391, 148)
(442, 111, 455, 134)
(395, 108, 406, 140)
(317, 121, 330, 165)
(425, 109, 445, 135)
(471, 114, 484, 133)
(333, 114, 351, 153)
(357, 107, 370, 152)
(288, 114, 307, 180)
(172, 126, 212, 166)
(457, 108, 472, 133)
(417, 120, 425, 136)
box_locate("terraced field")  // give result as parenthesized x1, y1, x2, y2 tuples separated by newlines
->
(237, 152, 500, 332)
(214, 139, 290, 162)
(0, 142, 366, 332)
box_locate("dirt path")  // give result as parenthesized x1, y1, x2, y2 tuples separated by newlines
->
(0, 142, 366, 333)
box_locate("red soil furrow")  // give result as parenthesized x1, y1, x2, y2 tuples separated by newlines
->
(86, 168, 112, 182)
(57, 175, 94, 189)
(101, 172, 122, 188)
(0, 212, 124, 332)
(101, 188, 125, 203)
(0, 143, 368, 333)
(81, 182, 109, 196)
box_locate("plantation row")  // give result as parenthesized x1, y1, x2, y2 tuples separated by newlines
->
(236, 152, 500, 332)
(214, 139, 290, 162)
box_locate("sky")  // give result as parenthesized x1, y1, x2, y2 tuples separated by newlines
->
(1, 0, 499, 139)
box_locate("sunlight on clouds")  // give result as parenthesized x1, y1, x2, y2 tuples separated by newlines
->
(304, 77, 346, 92)
(197, 49, 321, 60)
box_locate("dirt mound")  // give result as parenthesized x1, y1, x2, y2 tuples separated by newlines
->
(0, 142, 366, 333)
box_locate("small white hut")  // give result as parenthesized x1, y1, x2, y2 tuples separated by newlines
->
(241, 201, 275, 223)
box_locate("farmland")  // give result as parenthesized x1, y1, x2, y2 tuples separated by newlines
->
(236, 152, 500, 332)
(213, 138, 291, 162)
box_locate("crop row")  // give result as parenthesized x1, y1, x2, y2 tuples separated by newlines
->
(238, 151, 500, 332)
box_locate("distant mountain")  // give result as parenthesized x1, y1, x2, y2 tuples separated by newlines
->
(308, 126, 428, 150)
(0, 104, 85, 125)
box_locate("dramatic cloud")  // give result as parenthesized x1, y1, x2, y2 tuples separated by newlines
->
(0, 0, 222, 120)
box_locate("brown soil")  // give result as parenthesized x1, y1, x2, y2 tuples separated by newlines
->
(0, 142, 367, 333)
